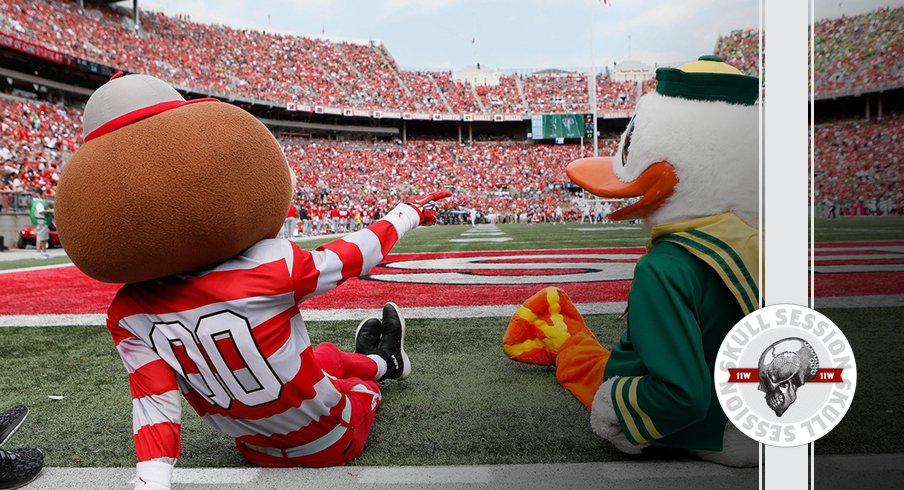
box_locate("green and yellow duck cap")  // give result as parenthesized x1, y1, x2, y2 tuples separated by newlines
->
(655, 55, 759, 106)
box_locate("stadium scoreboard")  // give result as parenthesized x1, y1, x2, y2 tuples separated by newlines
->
(531, 114, 592, 141)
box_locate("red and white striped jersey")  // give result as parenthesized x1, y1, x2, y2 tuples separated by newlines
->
(106, 204, 420, 467)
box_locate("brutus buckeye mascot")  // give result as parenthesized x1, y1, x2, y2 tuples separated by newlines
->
(503, 56, 760, 467)
(56, 73, 449, 489)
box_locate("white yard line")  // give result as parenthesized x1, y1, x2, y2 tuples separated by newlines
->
(4, 296, 903, 328)
(449, 237, 513, 242)
(0, 262, 73, 274)
(0, 302, 630, 327)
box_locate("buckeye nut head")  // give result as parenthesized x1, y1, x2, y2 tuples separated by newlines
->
(55, 102, 292, 283)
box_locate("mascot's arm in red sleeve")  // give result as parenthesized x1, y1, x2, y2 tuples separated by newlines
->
(287, 193, 451, 300)
(107, 318, 181, 490)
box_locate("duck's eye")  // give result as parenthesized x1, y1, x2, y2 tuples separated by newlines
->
(621, 117, 635, 167)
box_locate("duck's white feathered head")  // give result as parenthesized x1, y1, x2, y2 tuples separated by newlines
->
(567, 55, 759, 227)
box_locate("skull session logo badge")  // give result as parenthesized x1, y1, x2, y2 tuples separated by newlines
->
(714, 304, 857, 447)
(757, 338, 819, 417)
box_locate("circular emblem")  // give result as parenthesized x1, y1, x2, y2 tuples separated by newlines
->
(364, 252, 639, 285)
(714, 304, 857, 447)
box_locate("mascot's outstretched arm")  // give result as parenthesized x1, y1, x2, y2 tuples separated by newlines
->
(291, 191, 451, 299)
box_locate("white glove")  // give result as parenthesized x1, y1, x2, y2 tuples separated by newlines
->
(590, 377, 649, 455)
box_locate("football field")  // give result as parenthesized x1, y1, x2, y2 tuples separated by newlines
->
(0, 217, 902, 471)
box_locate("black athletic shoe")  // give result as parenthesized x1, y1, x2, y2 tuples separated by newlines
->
(0, 448, 43, 490)
(376, 302, 410, 381)
(355, 317, 382, 355)
(0, 407, 27, 448)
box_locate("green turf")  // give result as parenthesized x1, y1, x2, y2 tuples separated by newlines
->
(0, 255, 72, 271)
(298, 222, 650, 253)
(1, 307, 900, 467)
(813, 307, 904, 455)
(1, 218, 901, 467)
(3, 218, 900, 272)
(813, 216, 904, 242)
(0, 316, 629, 467)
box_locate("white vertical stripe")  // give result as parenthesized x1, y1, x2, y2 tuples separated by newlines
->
(132, 392, 182, 434)
(281, 239, 295, 277)
(763, 0, 810, 487)
(311, 249, 343, 297)
(380, 204, 420, 239)
(758, 2, 765, 486)
(341, 228, 384, 274)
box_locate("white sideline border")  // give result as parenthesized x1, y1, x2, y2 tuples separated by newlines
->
(2, 296, 901, 328)
(25, 454, 904, 489)
(27, 462, 752, 489)
(0, 302, 627, 327)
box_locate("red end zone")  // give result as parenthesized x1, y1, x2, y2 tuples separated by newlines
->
(1, 243, 902, 316)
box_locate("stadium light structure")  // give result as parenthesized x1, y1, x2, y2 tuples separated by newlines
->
(90, 0, 140, 30)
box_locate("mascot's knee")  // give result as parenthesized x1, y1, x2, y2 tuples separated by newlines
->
(679, 385, 712, 425)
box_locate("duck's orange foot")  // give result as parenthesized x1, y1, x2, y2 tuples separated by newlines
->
(502, 286, 593, 365)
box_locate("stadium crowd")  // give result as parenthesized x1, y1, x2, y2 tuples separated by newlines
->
(1, 1, 900, 228)
(716, 6, 903, 94)
(815, 113, 904, 216)
(1, 0, 645, 114)
(3, 87, 901, 226)
(0, 95, 78, 211)
(281, 137, 630, 233)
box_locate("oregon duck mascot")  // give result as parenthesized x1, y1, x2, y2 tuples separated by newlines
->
(503, 55, 760, 467)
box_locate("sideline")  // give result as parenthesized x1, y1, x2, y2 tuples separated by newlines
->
(2, 296, 902, 328)
(25, 454, 904, 489)
(0, 302, 629, 327)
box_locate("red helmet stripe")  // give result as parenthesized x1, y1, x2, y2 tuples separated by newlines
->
(84, 98, 218, 142)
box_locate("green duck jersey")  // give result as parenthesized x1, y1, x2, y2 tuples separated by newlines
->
(603, 241, 744, 451)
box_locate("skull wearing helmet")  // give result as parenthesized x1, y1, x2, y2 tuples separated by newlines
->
(757, 338, 819, 417)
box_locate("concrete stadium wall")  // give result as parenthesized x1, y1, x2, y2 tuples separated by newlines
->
(0, 212, 33, 250)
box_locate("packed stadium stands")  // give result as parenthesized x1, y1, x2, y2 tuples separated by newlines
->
(0, 91, 624, 220)
(815, 113, 904, 215)
(283, 137, 624, 224)
(476, 74, 526, 114)
(0, 95, 77, 203)
(1, 1, 901, 225)
(0, 0, 644, 114)
(716, 7, 903, 95)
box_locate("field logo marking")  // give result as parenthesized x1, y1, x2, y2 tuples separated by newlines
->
(366, 252, 640, 285)
(450, 224, 512, 243)
(715, 304, 856, 447)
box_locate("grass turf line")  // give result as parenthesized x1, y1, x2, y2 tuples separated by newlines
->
(1, 218, 901, 466)
(0, 314, 636, 468)
(0, 308, 900, 467)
